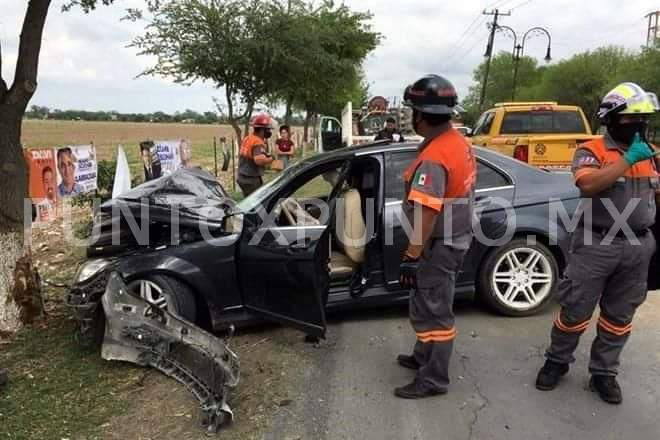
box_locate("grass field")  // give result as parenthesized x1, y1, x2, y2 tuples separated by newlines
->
(22, 119, 308, 193)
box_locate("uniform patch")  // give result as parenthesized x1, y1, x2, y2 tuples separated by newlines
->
(577, 156, 599, 167)
(415, 171, 430, 187)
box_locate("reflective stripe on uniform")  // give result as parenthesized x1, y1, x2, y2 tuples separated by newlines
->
(554, 312, 590, 333)
(416, 328, 457, 342)
(407, 188, 444, 211)
(598, 315, 632, 336)
(573, 167, 597, 183)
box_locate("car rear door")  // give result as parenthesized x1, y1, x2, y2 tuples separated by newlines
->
(381, 151, 515, 286)
(238, 161, 347, 337)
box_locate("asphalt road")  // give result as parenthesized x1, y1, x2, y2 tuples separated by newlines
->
(263, 293, 660, 440)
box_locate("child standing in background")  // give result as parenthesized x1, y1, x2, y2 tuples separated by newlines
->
(276, 125, 295, 169)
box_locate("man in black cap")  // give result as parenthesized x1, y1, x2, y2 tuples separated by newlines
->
(375, 117, 406, 143)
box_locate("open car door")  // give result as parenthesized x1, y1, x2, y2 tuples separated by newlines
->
(317, 116, 343, 153)
(238, 162, 348, 337)
(649, 211, 660, 291)
(239, 224, 330, 337)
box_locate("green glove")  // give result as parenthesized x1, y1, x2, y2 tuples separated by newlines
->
(623, 133, 656, 165)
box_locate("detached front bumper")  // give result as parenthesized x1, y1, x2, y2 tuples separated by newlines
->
(68, 272, 241, 432)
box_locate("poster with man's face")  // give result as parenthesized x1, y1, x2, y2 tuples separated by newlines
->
(25, 148, 57, 222)
(55, 145, 98, 197)
(153, 140, 187, 174)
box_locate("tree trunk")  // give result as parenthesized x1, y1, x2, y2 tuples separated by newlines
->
(230, 120, 242, 144)
(303, 108, 312, 143)
(242, 100, 254, 140)
(284, 95, 293, 126)
(0, 114, 43, 336)
(0, 0, 50, 335)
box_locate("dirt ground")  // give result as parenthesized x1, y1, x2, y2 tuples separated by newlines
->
(1, 206, 313, 440)
(100, 326, 316, 440)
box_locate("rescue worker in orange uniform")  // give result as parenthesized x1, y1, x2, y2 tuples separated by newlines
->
(237, 114, 274, 196)
(536, 83, 660, 404)
(395, 74, 477, 399)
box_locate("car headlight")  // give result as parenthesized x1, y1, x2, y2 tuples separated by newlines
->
(74, 258, 111, 284)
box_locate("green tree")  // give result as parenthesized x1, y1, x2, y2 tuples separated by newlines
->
(462, 51, 539, 126)
(266, 1, 379, 139)
(534, 46, 632, 129)
(132, 0, 290, 140)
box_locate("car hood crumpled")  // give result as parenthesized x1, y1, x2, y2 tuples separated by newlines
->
(101, 167, 235, 229)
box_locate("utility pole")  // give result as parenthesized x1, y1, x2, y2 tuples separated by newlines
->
(647, 11, 659, 47)
(479, 9, 511, 109)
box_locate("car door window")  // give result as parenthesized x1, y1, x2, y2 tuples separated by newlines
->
(321, 117, 341, 133)
(385, 151, 417, 200)
(291, 172, 338, 200)
(274, 162, 346, 226)
(476, 161, 510, 190)
(473, 112, 495, 136)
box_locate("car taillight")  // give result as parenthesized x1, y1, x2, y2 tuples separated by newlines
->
(513, 145, 529, 162)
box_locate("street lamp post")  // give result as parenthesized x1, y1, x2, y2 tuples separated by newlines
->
(497, 25, 552, 101)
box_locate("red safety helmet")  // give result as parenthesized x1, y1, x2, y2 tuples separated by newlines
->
(251, 113, 274, 129)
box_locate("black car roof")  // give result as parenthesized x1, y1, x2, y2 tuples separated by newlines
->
(311, 140, 542, 175)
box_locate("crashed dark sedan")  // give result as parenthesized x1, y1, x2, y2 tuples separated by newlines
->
(68, 141, 653, 343)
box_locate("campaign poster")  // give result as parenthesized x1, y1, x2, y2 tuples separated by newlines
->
(25, 148, 57, 223)
(55, 145, 98, 197)
(153, 140, 183, 174)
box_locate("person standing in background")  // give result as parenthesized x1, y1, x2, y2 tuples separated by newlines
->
(375, 117, 406, 143)
(238, 114, 274, 196)
(276, 125, 295, 169)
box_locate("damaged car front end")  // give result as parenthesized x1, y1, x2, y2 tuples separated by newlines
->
(67, 168, 242, 432)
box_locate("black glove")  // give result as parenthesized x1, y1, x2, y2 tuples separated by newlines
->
(399, 254, 419, 290)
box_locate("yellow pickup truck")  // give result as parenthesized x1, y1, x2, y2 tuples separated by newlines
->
(470, 102, 598, 169)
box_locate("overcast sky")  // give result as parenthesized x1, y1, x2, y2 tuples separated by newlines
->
(1, 0, 657, 114)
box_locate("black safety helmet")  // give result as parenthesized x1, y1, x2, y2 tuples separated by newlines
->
(403, 74, 463, 115)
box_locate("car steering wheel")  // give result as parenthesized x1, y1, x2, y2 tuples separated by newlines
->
(280, 197, 320, 226)
(280, 198, 297, 225)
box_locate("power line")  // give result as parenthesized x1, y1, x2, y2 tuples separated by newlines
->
(454, 28, 492, 69)
(442, 17, 488, 69)
(508, 0, 534, 11)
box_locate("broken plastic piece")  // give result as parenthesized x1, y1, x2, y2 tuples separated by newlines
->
(101, 272, 240, 432)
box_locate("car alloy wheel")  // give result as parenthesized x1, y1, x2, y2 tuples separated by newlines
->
(491, 247, 553, 312)
(128, 279, 174, 311)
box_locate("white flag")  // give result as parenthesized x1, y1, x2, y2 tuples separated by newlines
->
(112, 145, 132, 199)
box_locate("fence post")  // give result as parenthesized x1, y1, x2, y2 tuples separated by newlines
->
(213, 136, 218, 177)
(231, 137, 236, 192)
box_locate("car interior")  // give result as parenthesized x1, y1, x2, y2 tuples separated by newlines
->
(271, 159, 380, 291)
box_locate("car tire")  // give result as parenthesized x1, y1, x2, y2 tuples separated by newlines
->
(128, 275, 197, 322)
(477, 238, 558, 317)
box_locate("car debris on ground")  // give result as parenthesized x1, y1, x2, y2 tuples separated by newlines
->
(69, 272, 240, 432)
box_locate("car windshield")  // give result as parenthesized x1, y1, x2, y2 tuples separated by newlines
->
(500, 111, 586, 134)
(236, 160, 306, 212)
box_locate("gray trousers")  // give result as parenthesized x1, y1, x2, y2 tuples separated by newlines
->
(546, 228, 656, 376)
(410, 240, 468, 391)
(237, 175, 263, 197)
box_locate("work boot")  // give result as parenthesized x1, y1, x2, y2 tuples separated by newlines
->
(396, 354, 421, 370)
(535, 360, 569, 391)
(589, 375, 622, 404)
(394, 379, 446, 399)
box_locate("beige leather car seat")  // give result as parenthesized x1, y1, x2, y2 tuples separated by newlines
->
(330, 188, 366, 277)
